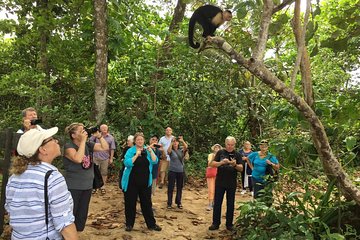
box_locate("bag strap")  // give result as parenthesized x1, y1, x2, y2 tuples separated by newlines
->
(86, 142, 94, 163)
(44, 170, 55, 240)
(173, 149, 184, 165)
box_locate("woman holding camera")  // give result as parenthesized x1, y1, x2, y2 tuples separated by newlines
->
(63, 123, 109, 232)
(121, 132, 161, 232)
(167, 136, 188, 209)
(247, 139, 279, 200)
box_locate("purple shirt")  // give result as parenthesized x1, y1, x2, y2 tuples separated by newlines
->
(90, 134, 116, 160)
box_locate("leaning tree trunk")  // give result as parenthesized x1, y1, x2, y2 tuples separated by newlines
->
(93, 0, 108, 124)
(211, 36, 360, 204)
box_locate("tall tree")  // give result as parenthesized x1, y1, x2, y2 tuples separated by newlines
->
(93, 0, 108, 123)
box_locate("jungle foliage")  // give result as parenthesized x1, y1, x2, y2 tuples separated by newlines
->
(0, 0, 359, 236)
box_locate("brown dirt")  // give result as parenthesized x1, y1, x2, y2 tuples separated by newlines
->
(80, 182, 252, 240)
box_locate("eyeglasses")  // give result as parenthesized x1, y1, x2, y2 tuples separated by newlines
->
(41, 137, 58, 146)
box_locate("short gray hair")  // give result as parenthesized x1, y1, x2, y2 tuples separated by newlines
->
(22, 107, 37, 117)
(225, 136, 236, 144)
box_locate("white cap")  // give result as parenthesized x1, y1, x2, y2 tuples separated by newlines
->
(17, 127, 58, 158)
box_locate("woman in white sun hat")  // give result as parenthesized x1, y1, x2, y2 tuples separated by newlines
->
(5, 127, 78, 240)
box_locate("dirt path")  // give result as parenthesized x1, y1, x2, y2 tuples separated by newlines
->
(80, 182, 252, 240)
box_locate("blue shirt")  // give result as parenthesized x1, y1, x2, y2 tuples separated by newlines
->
(5, 162, 75, 240)
(121, 146, 158, 192)
(248, 152, 279, 182)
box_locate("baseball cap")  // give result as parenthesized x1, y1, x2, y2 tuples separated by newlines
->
(17, 127, 58, 158)
(259, 139, 269, 145)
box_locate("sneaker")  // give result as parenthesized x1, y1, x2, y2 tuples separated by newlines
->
(177, 204, 183, 209)
(167, 205, 172, 209)
(149, 224, 162, 231)
(208, 224, 219, 231)
(226, 225, 234, 231)
(158, 183, 163, 189)
(206, 204, 213, 211)
(251, 191, 254, 197)
(125, 225, 133, 232)
(240, 190, 246, 195)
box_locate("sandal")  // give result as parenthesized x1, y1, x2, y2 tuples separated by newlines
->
(100, 188, 106, 195)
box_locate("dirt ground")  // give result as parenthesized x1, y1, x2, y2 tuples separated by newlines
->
(80, 182, 252, 240)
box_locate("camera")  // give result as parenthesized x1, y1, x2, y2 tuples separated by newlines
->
(85, 126, 99, 135)
(30, 119, 42, 125)
(154, 144, 161, 148)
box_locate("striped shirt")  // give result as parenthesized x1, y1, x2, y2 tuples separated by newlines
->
(5, 162, 75, 240)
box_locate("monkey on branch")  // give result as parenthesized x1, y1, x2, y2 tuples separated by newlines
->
(188, 5, 232, 49)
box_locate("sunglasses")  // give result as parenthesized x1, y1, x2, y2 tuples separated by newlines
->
(41, 137, 59, 146)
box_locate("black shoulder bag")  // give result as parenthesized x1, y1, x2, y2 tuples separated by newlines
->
(87, 142, 104, 189)
(265, 155, 279, 182)
(44, 170, 55, 240)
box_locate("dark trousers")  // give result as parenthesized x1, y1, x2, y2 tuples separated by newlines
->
(124, 183, 156, 228)
(253, 178, 273, 206)
(167, 171, 184, 206)
(69, 189, 92, 231)
(212, 185, 236, 227)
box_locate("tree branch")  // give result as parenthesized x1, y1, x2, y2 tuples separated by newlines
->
(273, 0, 296, 14)
(252, 0, 274, 62)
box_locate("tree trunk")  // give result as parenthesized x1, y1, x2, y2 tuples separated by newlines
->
(37, 0, 50, 83)
(93, 0, 108, 124)
(153, 0, 186, 113)
(211, 37, 360, 204)
(291, 0, 314, 108)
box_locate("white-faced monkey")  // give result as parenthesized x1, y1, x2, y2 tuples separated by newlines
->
(188, 5, 232, 49)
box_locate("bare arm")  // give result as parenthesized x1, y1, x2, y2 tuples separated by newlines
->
(167, 141, 174, 155)
(207, 154, 214, 167)
(60, 223, 78, 240)
(109, 149, 114, 164)
(266, 159, 280, 170)
(210, 158, 230, 168)
(93, 134, 109, 152)
(146, 145, 157, 162)
(64, 140, 86, 164)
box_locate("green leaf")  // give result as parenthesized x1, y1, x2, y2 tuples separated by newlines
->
(345, 136, 357, 151)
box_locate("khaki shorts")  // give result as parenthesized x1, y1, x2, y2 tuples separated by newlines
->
(159, 159, 169, 172)
(93, 157, 109, 176)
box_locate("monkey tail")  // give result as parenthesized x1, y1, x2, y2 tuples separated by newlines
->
(188, 16, 200, 49)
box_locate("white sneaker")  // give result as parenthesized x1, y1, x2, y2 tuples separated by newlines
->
(241, 190, 246, 195)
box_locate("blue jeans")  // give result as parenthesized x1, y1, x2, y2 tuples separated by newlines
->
(253, 178, 265, 199)
(212, 185, 236, 227)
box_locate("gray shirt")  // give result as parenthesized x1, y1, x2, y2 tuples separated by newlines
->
(169, 149, 184, 173)
(63, 142, 95, 190)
